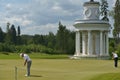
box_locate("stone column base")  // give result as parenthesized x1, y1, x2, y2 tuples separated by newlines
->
(70, 55, 110, 60)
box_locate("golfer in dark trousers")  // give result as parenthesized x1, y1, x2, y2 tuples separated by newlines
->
(112, 52, 118, 67)
(20, 53, 32, 76)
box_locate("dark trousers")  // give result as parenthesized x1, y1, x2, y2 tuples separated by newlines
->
(114, 58, 118, 67)
(27, 61, 32, 76)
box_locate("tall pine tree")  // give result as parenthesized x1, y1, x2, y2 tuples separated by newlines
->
(17, 26, 21, 45)
(5, 23, 11, 44)
(113, 0, 120, 44)
(0, 27, 4, 42)
(100, 0, 109, 21)
(10, 24, 17, 44)
(17, 26, 21, 36)
(56, 21, 72, 53)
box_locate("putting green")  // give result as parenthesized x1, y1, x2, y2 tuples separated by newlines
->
(0, 59, 120, 80)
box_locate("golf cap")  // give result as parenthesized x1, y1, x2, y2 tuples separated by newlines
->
(20, 53, 23, 57)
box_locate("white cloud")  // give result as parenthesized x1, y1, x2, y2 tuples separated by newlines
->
(0, 0, 115, 35)
(5, 3, 12, 10)
(23, 21, 32, 26)
(21, 23, 58, 35)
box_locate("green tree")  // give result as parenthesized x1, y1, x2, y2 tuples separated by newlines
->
(100, 0, 109, 21)
(17, 26, 21, 45)
(4, 23, 11, 44)
(39, 35, 47, 46)
(56, 22, 66, 53)
(21, 35, 33, 45)
(47, 32, 56, 49)
(10, 24, 17, 44)
(33, 34, 41, 44)
(67, 31, 75, 54)
(113, 0, 120, 44)
(109, 38, 116, 56)
(56, 21, 74, 54)
(17, 26, 21, 36)
(6, 22, 10, 33)
(0, 27, 4, 42)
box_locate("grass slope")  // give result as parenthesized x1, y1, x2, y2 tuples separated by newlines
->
(0, 58, 120, 80)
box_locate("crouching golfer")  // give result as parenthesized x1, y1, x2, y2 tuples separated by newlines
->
(20, 53, 32, 77)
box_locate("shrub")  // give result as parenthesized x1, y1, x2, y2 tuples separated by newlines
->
(116, 44, 120, 57)
(109, 46, 115, 57)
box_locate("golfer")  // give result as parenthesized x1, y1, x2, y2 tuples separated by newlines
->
(20, 53, 32, 76)
(112, 52, 118, 67)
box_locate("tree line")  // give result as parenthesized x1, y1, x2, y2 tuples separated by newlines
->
(0, 0, 120, 57)
(109, 0, 120, 57)
(0, 22, 75, 54)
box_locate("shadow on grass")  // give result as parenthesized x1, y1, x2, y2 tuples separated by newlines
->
(30, 75, 42, 77)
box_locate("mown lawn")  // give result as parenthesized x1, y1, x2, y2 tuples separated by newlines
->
(90, 73, 120, 80)
(0, 53, 120, 80)
(0, 53, 69, 59)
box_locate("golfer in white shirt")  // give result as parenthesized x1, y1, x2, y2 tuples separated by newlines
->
(112, 52, 118, 67)
(20, 53, 32, 76)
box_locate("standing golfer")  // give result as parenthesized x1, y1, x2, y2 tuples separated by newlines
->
(112, 52, 118, 68)
(20, 53, 32, 76)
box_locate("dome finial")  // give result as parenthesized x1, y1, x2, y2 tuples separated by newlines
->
(90, 0, 94, 2)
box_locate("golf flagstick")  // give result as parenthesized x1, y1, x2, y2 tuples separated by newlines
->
(15, 66, 17, 80)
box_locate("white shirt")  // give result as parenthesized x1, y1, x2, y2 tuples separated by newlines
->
(23, 54, 31, 62)
(113, 53, 118, 58)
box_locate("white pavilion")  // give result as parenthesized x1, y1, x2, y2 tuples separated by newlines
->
(73, 0, 111, 59)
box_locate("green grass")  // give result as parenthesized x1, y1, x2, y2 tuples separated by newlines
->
(0, 57, 120, 80)
(0, 53, 19, 59)
(29, 53, 69, 59)
(0, 53, 69, 59)
(90, 73, 120, 80)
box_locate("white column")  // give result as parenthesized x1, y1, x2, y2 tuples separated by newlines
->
(103, 32, 105, 55)
(106, 32, 109, 55)
(87, 30, 91, 55)
(75, 31, 80, 56)
(82, 32, 86, 55)
(93, 34, 96, 55)
(100, 31, 103, 55)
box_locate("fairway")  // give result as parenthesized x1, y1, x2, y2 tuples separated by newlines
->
(0, 59, 120, 80)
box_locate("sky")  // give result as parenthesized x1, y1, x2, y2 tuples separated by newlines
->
(0, 0, 115, 36)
